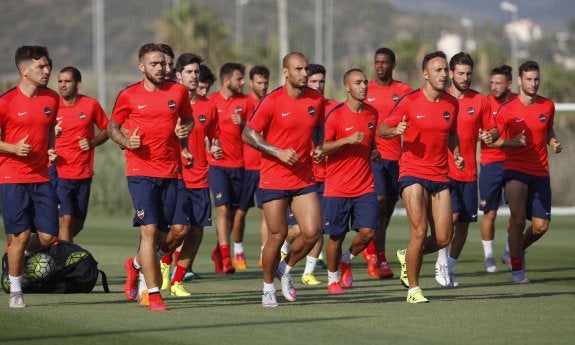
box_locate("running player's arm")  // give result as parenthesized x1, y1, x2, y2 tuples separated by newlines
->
(48, 120, 58, 163)
(242, 125, 298, 165)
(0, 129, 31, 156)
(448, 130, 464, 170)
(547, 127, 562, 153)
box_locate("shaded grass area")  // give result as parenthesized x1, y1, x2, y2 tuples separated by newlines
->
(1, 214, 574, 345)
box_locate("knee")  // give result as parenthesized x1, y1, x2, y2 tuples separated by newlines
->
(170, 225, 189, 243)
(359, 229, 375, 244)
(532, 224, 549, 237)
(436, 238, 451, 249)
(509, 217, 526, 231)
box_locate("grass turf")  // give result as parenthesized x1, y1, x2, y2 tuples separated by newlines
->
(1, 214, 574, 345)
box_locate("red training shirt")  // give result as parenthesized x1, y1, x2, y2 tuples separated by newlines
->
(312, 98, 341, 183)
(243, 93, 262, 171)
(480, 93, 518, 164)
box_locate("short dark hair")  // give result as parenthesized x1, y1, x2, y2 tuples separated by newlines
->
(175, 53, 204, 73)
(519, 60, 539, 76)
(138, 43, 164, 61)
(449, 52, 474, 71)
(374, 47, 396, 64)
(15, 45, 50, 68)
(219, 62, 245, 82)
(422, 51, 447, 71)
(199, 64, 216, 85)
(491, 64, 513, 81)
(249, 65, 270, 80)
(307, 63, 326, 77)
(343, 68, 364, 84)
(59, 66, 82, 83)
(159, 43, 175, 59)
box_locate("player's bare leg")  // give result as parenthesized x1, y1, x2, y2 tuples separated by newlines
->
(26, 230, 57, 253)
(402, 184, 429, 289)
(214, 204, 234, 273)
(285, 192, 322, 267)
(373, 195, 396, 278)
(261, 198, 290, 284)
(231, 209, 248, 269)
(481, 209, 498, 272)
(505, 179, 530, 282)
(59, 215, 74, 242)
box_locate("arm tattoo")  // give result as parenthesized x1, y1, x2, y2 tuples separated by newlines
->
(242, 126, 278, 157)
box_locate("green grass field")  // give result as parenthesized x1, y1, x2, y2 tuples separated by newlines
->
(1, 213, 574, 345)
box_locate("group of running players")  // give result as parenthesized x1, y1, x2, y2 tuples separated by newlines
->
(0, 43, 561, 310)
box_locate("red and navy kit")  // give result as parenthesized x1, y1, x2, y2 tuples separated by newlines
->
(0, 86, 59, 183)
(367, 80, 412, 161)
(447, 89, 495, 182)
(480, 93, 517, 164)
(243, 93, 262, 171)
(313, 98, 340, 183)
(385, 89, 459, 182)
(110, 81, 193, 178)
(209, 92, 255, 168)
(247, 86, 325, 190)
(324, 102, 377, 198)
(496, 96, 555, 177)
(181, 95, 220, 189)
(54, 95, 108, 179)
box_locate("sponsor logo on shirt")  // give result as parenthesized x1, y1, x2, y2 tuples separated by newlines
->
(198, 114, 207, 124)
(44, 107, 52, 117)
(416, 114, 426, 119)
(168, 100, 176, 110)
(392, 94, 399, 103)
(539, 114, 546, 122)
(345, 127, 354, 131)
(308, 106, 316, 117)
(79, 112, 87, 120)
(368, 122, 375, 131)
(367, 97, 376, 102)
(137, 105, 148, 109)
(467, 107, 475, 116)
(514, 118, 525, 123)
(281, 112, 291, 117)
(443, 111, 451, 121)
(17, 111, 28, 116)
(235, 106, 243, 114)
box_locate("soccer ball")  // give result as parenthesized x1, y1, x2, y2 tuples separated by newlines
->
(24, 253, 56, 281)
(66, 251, 88, 266)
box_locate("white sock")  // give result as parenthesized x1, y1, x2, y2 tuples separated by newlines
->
(259, 246, 264, 260)
(138, 272, 147, 294)
(132, 257, 142, 270)
(447, 256, 457, 271)
(8, 275, 22, 293)
(482, 240, 494, 258)
(303, 256, 318, 275)
(234, 242, 244, 255)
(408, 286, 421, 294)
(263, 282, 275, 293)
(436, 247, 448, 266)
(341, 250, 352, 264)
(327, 270, 340, 285)
(148, 287, 159, 294)
(505, 240, 510, 253)
(280, 241, 290, 255)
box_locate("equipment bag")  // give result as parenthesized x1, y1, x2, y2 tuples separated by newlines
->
(1, 241, 109, 294)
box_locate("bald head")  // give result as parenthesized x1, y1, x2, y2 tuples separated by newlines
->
(282, 52, 306, 69)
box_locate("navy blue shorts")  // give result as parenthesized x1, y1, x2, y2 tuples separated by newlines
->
(287, 182, 325, 226)
(371, 159, 399, 203)
(48, 165, 58, 201)
(260, 185, 317, 204)
(449, 179, 478, 223)
(238, 169, 262, 211)
(172, 180, 212, 227)
(399, 176, 450, 196)
(479, 162, 505, 212)
(0, 183, 58, 236)
(208, 166, 244, 209)
(127, 176, 177, 232)
(504, 170, 551, 221)
(56, 178, 92, 220)
(322, 193, 378, 237)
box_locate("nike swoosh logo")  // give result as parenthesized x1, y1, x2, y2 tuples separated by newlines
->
(137, 105, 148, 109)
(515, 119, 524, 123)
(416, 115, 425, 119)
(18, 112, 27, 116)
(367, 98, 376, 102)
(345, 127, 354, 131)
(56, 117, 63, 121)
(281, 112, 291, 117)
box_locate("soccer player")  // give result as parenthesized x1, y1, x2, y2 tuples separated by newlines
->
(159, 43, 175, 81)
(243, 52, 324, 307)
(490, 60, 562, 283)
(364, 47, 413, 279)
(434, 52, 498, 287)
(166, 52, 222, 296)
(479, 65, 517, 272)
(0, 45, 60, 308)
(53, 66, 109, 242)
(322, 68, 378, 295)
(208, 62, 254, 274)
(197, 64, 216, 98)
(232, 65, 270, 270)
(379, 51, 463, 303)
(107, 43, 194, 311)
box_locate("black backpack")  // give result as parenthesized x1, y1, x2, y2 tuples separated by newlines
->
(1, 241, 109, 294)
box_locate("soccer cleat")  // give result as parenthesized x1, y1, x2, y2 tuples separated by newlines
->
(211, 249, 224, 274)
(148, 293, 168, 311)
(183, 270, 202, 281)
(361, 249, 370, 263)
(396, 249, 409, 288)
(485, 256, 498, 273)
(449, 271, 459, 287)
(234, 253, 248, 270)
(301, 273, 322, 285)
(8, 293, 25, 308)
(123, 257, 139, 300)
(138, 290, 149, 306)
(340, 262, 353, 288)
(511, 269, 530, 284)
(160, 263, 170, 290)
(170, 281, 191, 297)
(278, 273, 297, 302)
(366, 254, 379, 278)
(262, 290, 278, 308)
(406, 287, 430, 303)
(501, 251, 512, 271)
(327, 281, 346, 295)
(377, 260, 394, 279)
(222, 256, 236, 274)
(435, 262, 451, 287)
